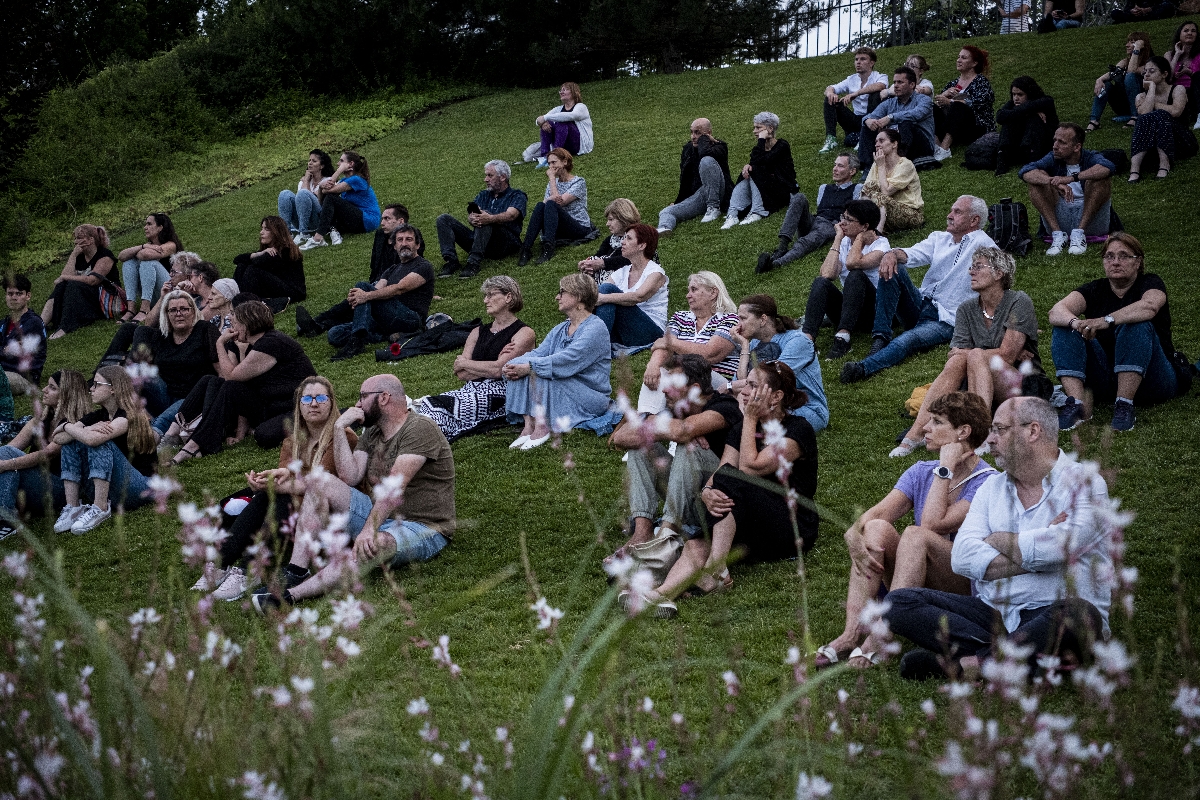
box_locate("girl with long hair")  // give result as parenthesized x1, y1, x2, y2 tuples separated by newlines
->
(117, 213, 182, 323)
(278, 148, 335, 246)
(43, 225, 117, 338)
(301, 150, 381, 250)
(232, 215, 307, 310)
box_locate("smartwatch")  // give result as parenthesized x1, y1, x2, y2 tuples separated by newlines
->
(1104, 315, 1116, 326)
(933, 465, 953, 480)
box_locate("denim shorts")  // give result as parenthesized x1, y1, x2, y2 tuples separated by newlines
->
(346, 488, 374, 540)
(378, 518, 449, 566)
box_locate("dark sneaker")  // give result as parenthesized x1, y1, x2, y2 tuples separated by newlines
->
(537, 246, 556, 264)
(331, 334, 368, 362)
(772, 238, 790, 260)
(840, 361, 867, 384)
(825, 337, 852, 360)
(438, 261, 460, 278)
(458, 264, 480, 279)
(1111, 400, 1136, 433)
(755, 252, 775, 274)
(1057, 397, 1087, 431)
(868, 336, 888, 357)
(294, 305, 322, 337)
(899, 648, 954, 681)
(252, 588, 294, 616)
(265, 297, 290, 315)
(517, 248, 532, 267)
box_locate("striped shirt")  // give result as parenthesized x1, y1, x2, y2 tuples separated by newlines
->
(668, 311, 741, 379)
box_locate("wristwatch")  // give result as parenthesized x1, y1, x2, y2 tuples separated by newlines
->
(1104, 315, 1115, 326)
(933, 465, 953, 480)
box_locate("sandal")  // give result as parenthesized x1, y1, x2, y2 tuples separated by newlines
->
(683, 569, 734, 598)
(889, 436, 924, 459)
(131, 312, 147, 323)
(815, 643, 853, 670)
(848, 647, 882, 668)
(1156, 166, 1171, 179)
(1085, 120, 1101, 132)
(1125, 119, 1137, 129)
(119, 312, 134, 322)
(1127, 172, 1141, 184)
(171, 442, 201, 466)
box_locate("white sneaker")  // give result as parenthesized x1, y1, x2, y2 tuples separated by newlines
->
(53, 505, 85, 533)
(1046, 230, 1066, 256)
(656, 226, 672, 235)
(700, 208, 721, 224)
(70, 504, 111, 535)
(211, 566, 247, 601)
(740, 212, 766, 226)
(300, 236, 328, 251)
(329, 228, 343, 246)
(933, 146, 952, 161)
(1067, 228, 1087, 256)
(1194, 117, 1200, 130)
(291, 233, 305, 246)
(190, 562, 227, 592)
(720, 215, 739, 230)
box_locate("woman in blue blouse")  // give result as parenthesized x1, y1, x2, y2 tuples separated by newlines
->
(300, 151, 381, 250)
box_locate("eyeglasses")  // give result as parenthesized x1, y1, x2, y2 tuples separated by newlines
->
(358, 390, 389, 402)
(967, 263, 995, 272)
(300, 394, 330, 405)
(1102, 252, 1139, 263)
(89, 380, 111, 390)
(989, 421, 1033, 436)
(168, 307, 193, 314)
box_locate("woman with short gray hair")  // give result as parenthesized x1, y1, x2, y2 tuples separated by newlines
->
(721, 112, 798, 228)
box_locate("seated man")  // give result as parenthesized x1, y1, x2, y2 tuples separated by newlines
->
(1048, 232, 1185, 433)
(1037, 0, 1085, 31)
(656, 118, 734, 234)
(368, 203, 419, 282)
(252, 373, 455, 613)
(755, 151, 862, 274)
(820, 47, 889, 153)
(0, 275, 47, 395)
(801, 199, 889, 361)
(885, 396, 1114, 681)
(857, 66, 936, 173)
(1018, 123, 1114, 257)
(1111, 0, 1177, 22)
(435, 160, 527, 279)
(293, 225, 435, 361)
(841, 196, 996, 384)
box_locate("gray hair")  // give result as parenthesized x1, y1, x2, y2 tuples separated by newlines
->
(158, 289, 201, 336)
(1014, 396, 1059, 439)
(972, 246, 1016, 288)
(961, 195, 989, 227)
(485, 159, 511, 181)
(836, 151, 860, 172)
(481, 275, 524, 314)
(169, 251, 202, 272)
(753, 111, 781, 132)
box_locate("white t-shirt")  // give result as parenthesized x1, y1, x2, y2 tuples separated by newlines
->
(832, 71, 890, 116)
(608, 261, 669, 331)
(1065, 164, 1083, 200)
(918, 78, 935, 94)
(838, 234, 891, 287)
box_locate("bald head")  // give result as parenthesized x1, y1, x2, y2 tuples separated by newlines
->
(690, 118, 713, 145)
(359, 373, 407, 426)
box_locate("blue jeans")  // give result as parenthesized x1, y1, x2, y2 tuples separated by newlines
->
(345, 488, 374, 540)
(122, 259, 170, 304)
(141, 376, 172, 418)
(1050, 322, 1179, 405)
(60, 440, 150, 510)
(278, 189, 322, 234)
(1054, 18, 1081, 29)
(0, 444, 66, 515)
(153, 400, 184, 435)
(326, 283, 424, 345)
(862, 266, 954, 376)
(594, 284, 664, 348)
(1089, 72, 1142, 122)
(379, 519, 449, 567)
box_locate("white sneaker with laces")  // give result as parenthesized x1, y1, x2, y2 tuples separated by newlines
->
(740, 212, 766, 225)
(291, 233, 305, 246)
(1046, 230, 1066, 256)
(70, 504, 111, 535)
(329, 228, 343, 246)
(700, 207, 721, 224)
(300, 236, 328, 251)
(190, 562, 227, 592)
(1067, 228, 1087, 256)
(211, 566, 247, 601)
(720, 215, 739, 230)
(53, 505, 85, 533)
(933, 146, 952, 161)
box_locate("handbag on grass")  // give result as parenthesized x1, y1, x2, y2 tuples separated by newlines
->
(626, 527, 684, 585)
(95, 274, 129, 320)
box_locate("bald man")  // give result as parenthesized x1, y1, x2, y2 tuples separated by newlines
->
(252, 374, 456, 612)
(656, 118, 734, 234)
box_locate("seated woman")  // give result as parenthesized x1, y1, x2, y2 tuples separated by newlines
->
(1049, 233, 1186, 433)
(98, 253, 208, 369)
(204, 278, 239, 331)
(0, 371, 92, 534)
(801, 199, 889, 361)
(721, 112, 798, 228)
(1088, 32, 1154, 130)
(893, 247, 1039, 457)
(52, 366, 157, 535)
(42, 225, 117, 340)
(189, 376, 360, 602)
(416, 276, 535, 441)
(994, 76, 1059, 176)
(116, 213, 182, 323)
(1167, 21, 1200, 121)
(631, 361, 818, 618)
(932, 45, 996, 160)
(577, 199, 647, 285)
(300, 151, 381, 250)
(860, 130, 923, 232)
(519, 148, 594, 266)
(534, 82, 593, 167)
(167, 300, 316, 461)
(637, 270, 740, 414)
(815, 392, 995, 668)
(881, 55, 934, 98)
(503, 273, 611, 451)
(594, 224, 668, 350)
(277, 149, 334, 245)
(1129, 56, 1199, 181)
(233, 216, 306, 311)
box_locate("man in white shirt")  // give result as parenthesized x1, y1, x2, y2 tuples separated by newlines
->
(884, 396, 1112, 680)
(841, 195, 995, 383)
(820, 47, 889, 154)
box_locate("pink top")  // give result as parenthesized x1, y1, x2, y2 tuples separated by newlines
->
(1174, 52, 1200, 89)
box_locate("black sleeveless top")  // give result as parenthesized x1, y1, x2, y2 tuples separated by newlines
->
(72, 247, 116, 277)
(471, 318, 529, 362)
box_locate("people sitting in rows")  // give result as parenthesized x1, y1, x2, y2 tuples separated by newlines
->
(1037, 0, 1084, 31)
(816, 392, 995, 669)
(820, 48, 888, 154)
(504, 274, 611, 451)
(294, 225, 435, 361)
(880, 55, 934, 98)
(436, 160, 527, 280)
(277, 149, 334, 245)
(637, 271, 740, 414)
(594, 224, 668, 350)
(117, 213, 181, 323)
(932, 46, 996, 161)
(415, 276, 535, 442)
(233, 216, 307, 313)
(43, 225, 117, 340)
(858, 66, 936, 172)
(1018, 123, 1114, 256)
(609, 353, 742, 566)
(166, 301, 316, 462)
(191, 376, 360, 603)
(128, 289, 220, 433)
(886, 396, 1113, 682)
(534, 82, 594, 166)
(631, 361, 818, 619)
(1167, 21, 1200, 116)
(300, 150, 381, 251)
(730, 295, 829, 432)
(1088, 32, 1154, 131)
(519, 148, 593, 266)
(995, 76, 1059, 176)
(801, 199, 890, 361)
(722, 112, 797, 229)
(251, 374, 456, 614)
(52, 366, 157, 535)
(656, 118, 733, 234)
(1049, 233, 1186, 433)
(1113, 0, 1178, 23)
(578, 199, 644, 284)
(0, 275, 47, 395)
(1130, 56, 1198, 181)
(841, 196, 996, 385)
(99, 256, 210, 374)
(756, 152, 862, 274)
(996, 0, 1031, 32)
(893, 247, 1041, 457)
(861, 129, 925, 232)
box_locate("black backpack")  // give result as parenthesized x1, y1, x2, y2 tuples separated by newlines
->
(963, 132, 1001, 171)
(987, 198, 1033, 257)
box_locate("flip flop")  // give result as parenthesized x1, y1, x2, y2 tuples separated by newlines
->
(815, 643, 852, 670)
(1127, 172, 1141, 183)
(1085, 120, 1101, 132)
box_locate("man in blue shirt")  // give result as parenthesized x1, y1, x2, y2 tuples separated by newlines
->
(857, 67, 936, 172)
(1019, 123, 1114, 257)
(435, 160, 528, 280)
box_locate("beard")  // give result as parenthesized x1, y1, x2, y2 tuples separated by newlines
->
(396, 246, 416, 261)
(362, 401, 383, 428)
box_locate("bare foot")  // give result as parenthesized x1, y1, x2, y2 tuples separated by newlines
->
(48, 330, 67, 340)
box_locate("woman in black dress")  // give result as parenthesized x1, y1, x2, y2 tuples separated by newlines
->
(232, 216, 306, 312)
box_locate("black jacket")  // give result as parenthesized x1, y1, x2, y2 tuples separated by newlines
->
(735, 138, 798, 213)
(675, 136, 734, 211)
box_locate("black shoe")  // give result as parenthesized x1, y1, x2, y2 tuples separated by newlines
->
(294, 305, 322, 337)
(843, 132, 859, 148)
(537, 245, 556, 264)
(331, 333, 368, 362)
(517, 248, 532, 267)
(825, 337, 852, 360)
(994, 159, 1009, 177)
(899, 649, 954, 681)
(252, 588, 295, 616)
(840, 361, 867, 384)
(772, 238, 790, 260)
(438, 260, 460, 278)
(868, 336, 888, 357)
(265, 297, 290, 315)
(458, 263, 480, 279)
(755, 252, 775, 274)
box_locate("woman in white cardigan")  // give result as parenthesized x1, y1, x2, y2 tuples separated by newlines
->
(534, 82, 594, 167)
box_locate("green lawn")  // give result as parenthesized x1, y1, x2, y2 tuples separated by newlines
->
(6, 19, 1200, 798)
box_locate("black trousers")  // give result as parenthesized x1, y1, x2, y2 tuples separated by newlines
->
(232, 263, 306, 302)
(934, 103, 989, 148)
(435, 215, 522, 266)
(181, 375, 292, 455)
(317, 195, 367, 238)
(49, 280, 103, 333)
(705, 464, 817, 562)
(998, 115, 1055, 168)
(219, 489, 295, 569)
(858, 120, 935, 172)
(801, 273, 877, 338)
